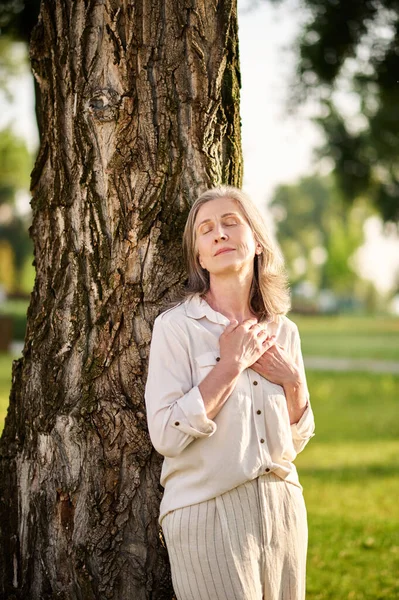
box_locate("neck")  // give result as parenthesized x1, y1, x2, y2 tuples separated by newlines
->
(205, 269, 255, 322)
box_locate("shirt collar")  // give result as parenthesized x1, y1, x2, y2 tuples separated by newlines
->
(185, 294, 230, 326)
(184, 293, 278, 327)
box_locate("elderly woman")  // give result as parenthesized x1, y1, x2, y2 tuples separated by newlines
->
(145, 186, 315, 600)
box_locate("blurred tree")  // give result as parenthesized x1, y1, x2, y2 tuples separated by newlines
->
(0, 0, 41, 43)
(0, 240, 14, 290)
(0, 127, 33, 293)
(0, 0, 42, 133)
(270, 174, 370, 296)
(0, 127, 31, 196)
(0, 2, 36, 295)
(293, 0, 399, 222)
(0, 35, 27, 98)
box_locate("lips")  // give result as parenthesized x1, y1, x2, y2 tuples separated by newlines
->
(214, 247, 235, 256)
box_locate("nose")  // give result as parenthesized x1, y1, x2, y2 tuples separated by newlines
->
(214, 225, 228, 242)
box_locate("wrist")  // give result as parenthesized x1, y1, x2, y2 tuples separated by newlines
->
(217, 356, 243, 379)
(284, 376, 308, 412)
(283, 368, 304, 391)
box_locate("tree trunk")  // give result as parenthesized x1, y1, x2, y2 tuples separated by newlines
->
(0, 1, 242, 598)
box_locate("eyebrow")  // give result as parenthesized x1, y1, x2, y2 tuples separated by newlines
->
(197, 212, 240, 229)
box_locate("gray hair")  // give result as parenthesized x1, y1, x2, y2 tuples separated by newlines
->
(182, 185, 291, 320)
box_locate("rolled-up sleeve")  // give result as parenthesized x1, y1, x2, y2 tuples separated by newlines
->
(145, 315, 217, 458)
(290, 324, 315, 452)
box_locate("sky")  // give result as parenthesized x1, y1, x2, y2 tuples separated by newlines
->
(1, 0, 399, 294)
(238, 0, 322, 207)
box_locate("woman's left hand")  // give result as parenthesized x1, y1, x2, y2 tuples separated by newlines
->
(251, 343, 300, 387)
(251, 344, 309, 424)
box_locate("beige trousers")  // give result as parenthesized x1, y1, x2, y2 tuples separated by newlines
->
(161, 473, 308, 600)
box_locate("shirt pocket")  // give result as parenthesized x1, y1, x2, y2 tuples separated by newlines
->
(193, 351, 219, 385)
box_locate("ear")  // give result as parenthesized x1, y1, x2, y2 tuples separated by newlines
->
(198, 254, 205, 269)
(255, 245, 262, 255)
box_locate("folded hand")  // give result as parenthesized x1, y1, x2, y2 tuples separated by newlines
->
(251, 343, 301, 387)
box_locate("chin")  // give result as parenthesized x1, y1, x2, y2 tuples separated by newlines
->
(209, 261, 246, 276)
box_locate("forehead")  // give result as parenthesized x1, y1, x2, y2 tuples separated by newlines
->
(195, 197, 244, 224)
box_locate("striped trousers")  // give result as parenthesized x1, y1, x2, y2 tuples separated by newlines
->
(161, 473, 308, 600)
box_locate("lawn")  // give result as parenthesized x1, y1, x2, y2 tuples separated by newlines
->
(290, 314, 399, 361)
(297, 371, 399, 600)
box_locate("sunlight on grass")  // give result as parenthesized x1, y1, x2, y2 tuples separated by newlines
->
(290, 314, 399, 361)
(297, 440, 399, 521)
(297, 370, 399, 599)
(306, 515, 399, 600)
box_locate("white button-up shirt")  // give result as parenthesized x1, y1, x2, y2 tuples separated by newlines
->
(145, 294, 315, 523)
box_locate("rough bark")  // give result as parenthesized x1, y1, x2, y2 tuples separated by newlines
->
(0, 1, 242, 599)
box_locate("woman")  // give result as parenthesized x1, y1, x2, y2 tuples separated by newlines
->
(145, 185, 315, 600)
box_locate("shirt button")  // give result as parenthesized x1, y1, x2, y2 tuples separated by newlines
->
(265, 468, 270, 473)
(257, 410, 261, 415)
(260, 439, 265, 443)
(174, 421, 180, 426)
(216, 357, 220, 362)
(253, 381, 258, 386)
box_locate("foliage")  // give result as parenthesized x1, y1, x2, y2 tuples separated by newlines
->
(0, 36, 27, 99)
(0, 298, 28, 340)
(0, 128, 33, 293)
(0, 241, 14, 290)
(0, 353, 14, 434)
(0, 0, 40, 43)
(0, 126, 31, 198)
(293, 0, 399, 222)
(270, 174, 371, 297)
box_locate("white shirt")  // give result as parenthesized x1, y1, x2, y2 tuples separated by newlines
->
(145, 294, 315, 523)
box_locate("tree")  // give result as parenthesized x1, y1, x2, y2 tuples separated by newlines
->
(270, 174, 369, 297)
(0, 1, 242, 598)
(292, 0, 399, 223)
(0, 127, 33, 293)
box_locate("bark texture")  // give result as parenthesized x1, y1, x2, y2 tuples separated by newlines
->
(0, 1, 242, 598)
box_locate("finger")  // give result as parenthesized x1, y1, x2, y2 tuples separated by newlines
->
(224, 319, 239, 334)
(242, 318, 258, 330)
(262, 335, 276, 347)
(256, 328, 270, 338)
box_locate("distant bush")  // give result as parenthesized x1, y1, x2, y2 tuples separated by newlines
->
(0, 298, 29, 341)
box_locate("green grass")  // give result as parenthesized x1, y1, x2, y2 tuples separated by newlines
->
(297, 371, 399, 599)
(290, 314, 399, 361)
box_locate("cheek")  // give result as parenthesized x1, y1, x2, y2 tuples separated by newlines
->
(195, 238, 208, 266)
(238, 238, 256, 255)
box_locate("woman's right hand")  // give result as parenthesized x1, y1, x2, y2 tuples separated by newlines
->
(219, 319, 276, 373)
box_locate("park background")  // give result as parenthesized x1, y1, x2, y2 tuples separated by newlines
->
(0, 0, 398, 598)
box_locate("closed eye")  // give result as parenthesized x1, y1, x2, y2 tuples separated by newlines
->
(223, 217, 239, 226)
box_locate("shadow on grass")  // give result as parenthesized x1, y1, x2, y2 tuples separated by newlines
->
(299, 462, 399, 482)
